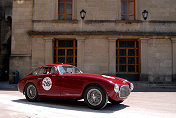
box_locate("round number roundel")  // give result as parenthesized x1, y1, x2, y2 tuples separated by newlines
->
(42, 77, 52, 90)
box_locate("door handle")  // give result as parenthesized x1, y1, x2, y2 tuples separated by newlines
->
(61, 76, 64, 79)
(38, 78, 43, 80)
(52, 75, 56, 77)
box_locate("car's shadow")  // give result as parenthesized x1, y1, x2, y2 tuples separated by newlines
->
(13, 98, 129, 113)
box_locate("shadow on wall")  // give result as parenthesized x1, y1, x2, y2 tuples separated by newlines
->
(13, 99, 129, 113)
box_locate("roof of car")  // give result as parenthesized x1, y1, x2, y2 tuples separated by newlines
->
(43, 64, 72, 67)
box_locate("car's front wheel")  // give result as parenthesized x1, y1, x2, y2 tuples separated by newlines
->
(25, 83, 39, 102)
(84, 85, 108, 109)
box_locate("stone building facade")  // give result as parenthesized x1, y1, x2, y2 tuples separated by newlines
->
(10, 0, 176, 83)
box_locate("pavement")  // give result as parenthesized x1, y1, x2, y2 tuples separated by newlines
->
(0, 90, 176, 118)
(0, 81, 176, 118)
(0, 81, 17, 90)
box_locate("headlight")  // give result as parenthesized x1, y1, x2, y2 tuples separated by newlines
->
(130, 83, 134, 91)
(114, 84, 119, 93)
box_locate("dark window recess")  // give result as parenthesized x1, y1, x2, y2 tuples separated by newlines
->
(128, 49, 135, 56)
(58, 40, 73, 47)
(119, 65, 126, 72)
(67, 49, 73, 56)
(128, 65, 135, 72)
(67, 57, 73, 63)
(58, 49, 65, 56)
(119, 41, 135, 47)
(58, 57, 65, 64)
(119, 57, 126, 64)
(128, 57, 135, 64)
(119, 49, 126, 56)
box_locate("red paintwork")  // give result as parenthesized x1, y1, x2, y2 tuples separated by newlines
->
(18, 64, 132, 102)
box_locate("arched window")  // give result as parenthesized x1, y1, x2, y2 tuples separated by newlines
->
(121, 0, 135, 20)
(58, 0, 72, 20)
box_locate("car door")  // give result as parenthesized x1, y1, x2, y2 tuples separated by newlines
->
(58, 73, 84, 98)
(36, 66, 61, 97)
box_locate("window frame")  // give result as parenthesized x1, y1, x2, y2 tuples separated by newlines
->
(121, 0, 135, 20)
(116, 39, 139, 74)
(54, 39, 77, 66)
(58, 0, 73, 20)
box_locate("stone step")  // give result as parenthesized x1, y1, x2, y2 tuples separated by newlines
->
(132, 81, 176, 89)
(132, 81, 176, 92)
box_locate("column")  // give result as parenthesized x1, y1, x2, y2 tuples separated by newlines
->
(139, 38, 150, 81)
(108, 38, 117, 75)
(32, 37, 45, 69)
(77, 37, 85, 71)
(44, 38, 53, 65)
(171, 38, 176, 81)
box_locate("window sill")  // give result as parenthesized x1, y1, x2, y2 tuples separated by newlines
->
(116, 20, 143, 24)
(33, 20, 78, 24)
(149, 20, 176, 23)
(84, 20, 142, 24)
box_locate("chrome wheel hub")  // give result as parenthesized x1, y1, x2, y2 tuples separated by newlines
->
(27, 85, 37, 99)
(87, 89, 102, 106)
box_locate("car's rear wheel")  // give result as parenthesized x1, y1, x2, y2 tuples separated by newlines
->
(25, 83, 39, 102)
(84, 85, 108, 109)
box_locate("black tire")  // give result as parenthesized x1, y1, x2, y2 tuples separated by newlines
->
(84, 85, 108, 110)
(25, 83, 39, 102)
(109, 99, 123, 104)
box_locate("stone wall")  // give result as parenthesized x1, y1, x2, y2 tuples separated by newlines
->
(137, 0, 176, 21)
(11, 0, 32, 55)
(33, 0, 176, 21)
(33, 0, 56, 20)
(31, 37, 53, 69)
(140, 38, 173, 82)
(10, 0, 33, 83)
(32, 0, 176, 32)
(33, 20, 176, 33)
(9, 56, 31, 82)
(83, 37, 109, 74)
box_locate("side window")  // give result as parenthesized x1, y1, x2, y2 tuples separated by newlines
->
(33, 66, 58, 75)
(38, 67, 46, 75)
(32, 68, 40, 75)
(50, 66, 58, 74)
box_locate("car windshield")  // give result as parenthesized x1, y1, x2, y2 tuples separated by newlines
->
(58, 65, 83, 74)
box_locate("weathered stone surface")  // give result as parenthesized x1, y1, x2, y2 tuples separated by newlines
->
(147, 39, 172, 82)
(10, 0, 33, 83)
(83, 38, 109, 74)
(9, 56, 31, 83)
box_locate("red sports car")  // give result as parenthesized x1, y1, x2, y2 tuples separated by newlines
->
(18, 64, 134, 109)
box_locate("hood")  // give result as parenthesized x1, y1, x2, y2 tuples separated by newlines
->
(66, 73, 129, 85)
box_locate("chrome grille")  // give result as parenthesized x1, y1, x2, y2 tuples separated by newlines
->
(119, 85, 130, 98)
